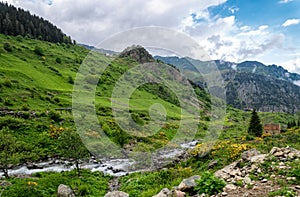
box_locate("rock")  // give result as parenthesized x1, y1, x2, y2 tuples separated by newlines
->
(221, 192, 228, 196)
(223, 184, 237, 192)
(295, 185, 300, 189)
(104, 191, 129, 197)
(178, 175, 200, 191)
(0, 180, 12, 187)
(208, 160, 218, 169)
(214, 160, 239, 180)
(270, 147, 280, 155)
(241, 149, 260, 161)
(57, 184, 75, 197)
(243, 176, 251, 185)
(286, 177, 296, 181)
(170, 190, 185, 197)
(261, 179, 268, 183)
(250, 154, 266, 163)
(273, 151, 284, 157)
(153, 188, 170, 197)
(153, 188, 185, 197)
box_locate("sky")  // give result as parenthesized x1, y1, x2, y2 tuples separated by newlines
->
(4, 0, 300, 73)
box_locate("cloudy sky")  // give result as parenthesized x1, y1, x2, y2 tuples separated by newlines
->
(5, 0, 300, 73)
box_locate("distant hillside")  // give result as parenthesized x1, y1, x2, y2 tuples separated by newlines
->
(155, 56, 300, 113)
(0, 2, 72, 44)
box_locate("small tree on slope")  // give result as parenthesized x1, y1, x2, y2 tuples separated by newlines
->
(248, 109, 263, 137)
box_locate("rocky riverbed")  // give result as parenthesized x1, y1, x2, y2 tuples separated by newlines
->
(0, 140, 198, 178)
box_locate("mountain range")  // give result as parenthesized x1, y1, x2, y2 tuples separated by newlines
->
(155, 56, 300, 113)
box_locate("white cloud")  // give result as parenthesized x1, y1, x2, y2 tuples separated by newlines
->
(278, 0, 293, 4)
(282, 19, 300, 27)
(6, 0, 226, 45)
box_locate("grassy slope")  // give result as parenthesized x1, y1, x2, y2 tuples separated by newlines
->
(0, 34, 299, 196)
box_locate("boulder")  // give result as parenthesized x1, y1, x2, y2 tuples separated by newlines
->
(241, 149, 260, 161)
(153, 188, 185, 197)
(207, 160, 218, 169)
(0, 180, 12, 187)
(57, 184, 75, 197)
(104, 191, 129, 197)
(153, 188, 170, 197)
(250, 154, 267, 163)
(223, 184, 237, 192)
(178, 175, 200, 191)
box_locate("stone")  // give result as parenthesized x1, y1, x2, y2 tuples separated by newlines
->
(274, 151, 284, 157)
(295, 185, 300, 189)
(261, 179, 268, 183)
(241, 149, 260, 161)
(57, 184, 75, 197)
(250, 154, 267, 163)
(223, 184, 237, 192)
(178, 175, 200, 191)
(221, 192, 228, 196)
(104, 191, 129, 197)
(208, 160, 218, 169)
(0, 180, 12, 187)
(270, 147, 280, 155)
(286, 177, 296, 181)
(243, 176, 251, 185)
(152, 188, 170, 197)
(153, 188, 185, 197)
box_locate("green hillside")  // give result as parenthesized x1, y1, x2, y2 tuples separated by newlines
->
(1, 34, 300, 196)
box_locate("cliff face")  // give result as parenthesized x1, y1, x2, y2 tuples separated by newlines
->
(155, 56, 300, 113)
(224, 71, 300, 113)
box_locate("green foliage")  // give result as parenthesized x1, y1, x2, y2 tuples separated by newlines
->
(55, 57, 62, 64)
(34, 46, 44, 56)
(3, 42, 12, 52)
(48, 110, 61, 122)
(194, 171, 226, 195)
(0, 127, 22, 178)
(1, 170, 110, 197)
(58, 129, 90, 176)
(248, 109, 263, 137)
(120, 167, 193, 197)
(268, 187, 297, 197)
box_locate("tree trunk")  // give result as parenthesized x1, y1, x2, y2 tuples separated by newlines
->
(75, 160, 80, 177)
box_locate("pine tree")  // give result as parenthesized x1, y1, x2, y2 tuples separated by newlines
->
(248, 109, 263, 137)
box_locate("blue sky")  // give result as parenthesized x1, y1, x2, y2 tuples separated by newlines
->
(6, 0, 300, 73)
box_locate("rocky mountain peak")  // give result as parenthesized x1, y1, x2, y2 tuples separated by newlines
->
(119, 45, 155, 64)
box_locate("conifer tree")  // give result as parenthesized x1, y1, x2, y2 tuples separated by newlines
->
(248, 109, 263, 137)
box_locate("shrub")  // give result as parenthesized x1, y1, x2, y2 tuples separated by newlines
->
(2, 78, 12, 87)
(56, 57, 62, 64)
(34, 46, 44, 56)
(3, 42, 12, 52)
(48, 110, 61, 122)
(194, 171, 225, 195)
(68, 76, 74, 84)
(21, 104, 30, 111)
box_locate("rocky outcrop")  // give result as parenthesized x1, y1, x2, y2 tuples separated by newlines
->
(104, 191, 129, 197)
(57, 184, 75, 197)
(214, 147, 300, 184)
(152, 147, 300, 197)
(119, 45, 155, 64)
(178, 175, 201, 191)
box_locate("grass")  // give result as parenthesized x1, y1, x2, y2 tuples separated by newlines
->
(1, 34, 300, 196)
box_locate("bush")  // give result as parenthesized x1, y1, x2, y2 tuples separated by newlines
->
(2, 78, 12, 87)
(34, 46, 44, 56)
(48, 110, 61, 122)
(3, 42, 12, 52)
(68, 76, 74, 84)
(56, 57, 62, 64)
(194, 171, 225, 195)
